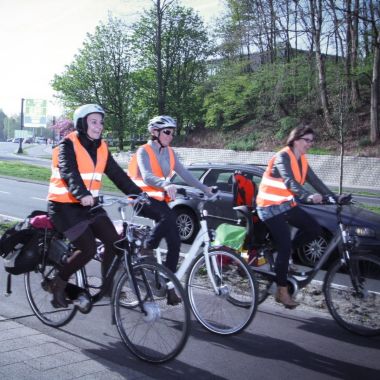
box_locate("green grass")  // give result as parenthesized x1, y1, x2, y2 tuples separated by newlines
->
(0, 161, 119, 193)
(0, 220, 17, 235)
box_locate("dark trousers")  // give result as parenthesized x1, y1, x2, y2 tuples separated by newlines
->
(138, 198, 181, 273)
(263, 206, 322, 286)
(59, 215, 120, 281)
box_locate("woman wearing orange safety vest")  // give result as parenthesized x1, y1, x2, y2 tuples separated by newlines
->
(47, 104, 143, 308)
(256, 125, 335, 309)
(128, 115, 212, 305)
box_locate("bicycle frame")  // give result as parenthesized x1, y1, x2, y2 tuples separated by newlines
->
(250, 201, 355, 295)
(155, 192, 225, 294)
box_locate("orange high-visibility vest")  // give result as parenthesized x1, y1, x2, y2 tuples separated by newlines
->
(128, 144, 175, 202)
(256, 146, 308, 207)
(48, 132, 108, 203)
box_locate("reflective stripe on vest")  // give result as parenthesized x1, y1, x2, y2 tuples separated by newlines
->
(127, 144, 175, 202)
(256, 146, 308, 207)
(47, 132, 108, 203)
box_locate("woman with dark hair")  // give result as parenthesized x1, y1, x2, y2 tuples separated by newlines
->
(47, 104, 144, 308)
(256, 125, 335, 309)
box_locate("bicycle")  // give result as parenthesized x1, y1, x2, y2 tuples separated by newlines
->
(24, 193, 190, 363)
(232, 194, 380, 337)
(153, 188, 258, 335)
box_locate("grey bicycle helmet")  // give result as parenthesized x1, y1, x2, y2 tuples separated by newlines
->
(73, 104, 105, 134)
(147, 115, 177, 133)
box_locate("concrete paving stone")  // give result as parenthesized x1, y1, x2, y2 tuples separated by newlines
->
(24, 349, 93, 371)
(0, 334, 58, 353)
(0, 325, 40, 342)
(77, 370, 135, 380)
(0, 319, 20, 331)
(36, 359, 112, 380)
(0, 362, 45, 380)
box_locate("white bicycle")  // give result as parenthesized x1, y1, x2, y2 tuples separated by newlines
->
(155, 188, 258, 335)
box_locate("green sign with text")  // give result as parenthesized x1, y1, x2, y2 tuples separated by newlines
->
(24, 99, 47, 128)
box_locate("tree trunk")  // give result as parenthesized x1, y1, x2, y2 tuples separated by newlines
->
(155, 0, 165, 114)
(370, 33, 380, 143)
(309, 0, 333, 129)
(350, 0, 360, 107)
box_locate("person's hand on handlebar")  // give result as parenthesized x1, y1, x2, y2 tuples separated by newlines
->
(205, 186, 214, 196)
(307, 193, 323, 204)
(164, 184, 177, 200)
(80, 195, 95, 207)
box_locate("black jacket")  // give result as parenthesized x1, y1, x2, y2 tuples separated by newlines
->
(48, 133, 142, 233)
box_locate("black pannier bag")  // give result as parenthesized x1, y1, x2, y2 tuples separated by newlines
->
(0, 210, 49, 275)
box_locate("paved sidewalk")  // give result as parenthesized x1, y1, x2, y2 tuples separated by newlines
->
(0, 316, 152, 380)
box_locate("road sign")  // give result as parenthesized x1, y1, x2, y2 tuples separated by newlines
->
(24, 99, 47, 128)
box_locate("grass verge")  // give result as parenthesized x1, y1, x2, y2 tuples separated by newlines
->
(0, 161, 119, 193)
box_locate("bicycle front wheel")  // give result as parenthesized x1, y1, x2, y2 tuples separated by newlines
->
(187, 248, 258, 335)
(113, 261, 190, 363)
(24, 262, 78, 327)
(324, 254, 380, 336)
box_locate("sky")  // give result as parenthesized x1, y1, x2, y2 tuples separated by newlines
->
(0, 0, 224, 117)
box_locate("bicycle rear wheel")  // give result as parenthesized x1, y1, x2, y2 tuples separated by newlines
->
(113, 260, 190, 363)
(187, 248, 258, 335)
(324, 254, 380, 336)
(24, 262, 78, 327)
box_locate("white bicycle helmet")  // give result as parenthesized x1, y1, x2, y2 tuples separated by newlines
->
(73, 104, 105, 133)
(147, 115, 177, 133)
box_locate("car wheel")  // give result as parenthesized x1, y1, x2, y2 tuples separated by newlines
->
(297, 230, 331, 268)
(174, 207, 199, 244)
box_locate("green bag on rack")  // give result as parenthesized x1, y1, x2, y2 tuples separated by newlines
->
(213, 223, 246, 251)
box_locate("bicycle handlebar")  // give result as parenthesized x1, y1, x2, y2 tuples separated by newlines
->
(176, 186, 219, 202)
(300, 193, 353, 206)
(91, 192, 151, 212)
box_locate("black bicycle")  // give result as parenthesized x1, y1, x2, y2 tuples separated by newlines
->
(24, 193, 190, 363)
(232, 194, 380, 337)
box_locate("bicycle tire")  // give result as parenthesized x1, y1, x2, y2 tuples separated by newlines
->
(24, 262, 78, 327)
(187, 247, 258, 335)
(324, 254, 380, 337)
(113, 260, 190, 363)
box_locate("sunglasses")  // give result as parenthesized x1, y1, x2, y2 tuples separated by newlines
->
(300, 137, 314, 144)
(162, 129, 174, 136)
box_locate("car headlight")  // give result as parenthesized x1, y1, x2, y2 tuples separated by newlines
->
(348, 226, 376, 238)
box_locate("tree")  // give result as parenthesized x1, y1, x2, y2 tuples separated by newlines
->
(132, 1, 211, 133)
(52, 16, 135, 150)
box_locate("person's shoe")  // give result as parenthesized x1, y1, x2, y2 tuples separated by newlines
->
(50, 275, 68, 308)
(274, 286, 299, 309)
(167, 288, 182, 306)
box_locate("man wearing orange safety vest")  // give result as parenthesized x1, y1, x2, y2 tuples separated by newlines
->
(128, 115, 212, 305)
(256, 125, 335, 309)
(47, 104, 143, 308)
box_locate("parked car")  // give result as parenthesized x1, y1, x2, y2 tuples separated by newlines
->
(169, 162, 380, 267)
(12, 137, 23, 143)
(35, 137, 47, 144)
(24, 137, 34, 143)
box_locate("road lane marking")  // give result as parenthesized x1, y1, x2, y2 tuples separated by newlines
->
(0, 213, 22, 221)
(31, 197, 47, 201)
(0, 190, 10, 194)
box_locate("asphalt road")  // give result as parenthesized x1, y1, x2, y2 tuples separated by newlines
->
(0, 178, 379, 379)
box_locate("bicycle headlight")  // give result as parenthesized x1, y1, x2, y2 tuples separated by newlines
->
(349, 226, 376, 238)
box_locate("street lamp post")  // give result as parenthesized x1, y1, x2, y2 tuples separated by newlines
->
(17, 98, 25, 154)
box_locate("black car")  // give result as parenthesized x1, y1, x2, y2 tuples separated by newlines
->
(169, 162, 380, 267)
